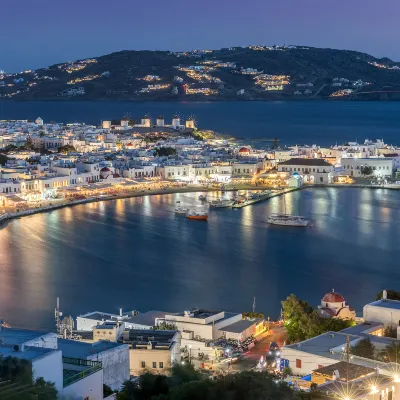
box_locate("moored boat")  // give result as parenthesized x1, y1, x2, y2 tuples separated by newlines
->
(209, 198, 234, 208)
(266, 214, 309, 227)
(186, 210, 208, 220)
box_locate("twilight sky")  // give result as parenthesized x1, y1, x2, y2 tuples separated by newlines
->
(1, 0, 399, 72)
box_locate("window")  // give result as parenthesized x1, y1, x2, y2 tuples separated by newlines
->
(296, 359, 302, 368)
(159, 362, 164, 369)
(141, 361, 146, 368)
(152, 362, 157, 368)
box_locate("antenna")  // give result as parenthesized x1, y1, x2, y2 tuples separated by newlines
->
(252, 297, 256, 313)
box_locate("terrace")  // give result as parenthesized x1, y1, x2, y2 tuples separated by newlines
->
(62, 356, 102, 388)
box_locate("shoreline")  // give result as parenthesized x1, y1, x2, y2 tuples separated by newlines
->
(1, 183, 399, 226)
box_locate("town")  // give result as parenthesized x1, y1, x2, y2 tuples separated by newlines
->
(0, 115, 399, 221)
(3, 289, 400, 400)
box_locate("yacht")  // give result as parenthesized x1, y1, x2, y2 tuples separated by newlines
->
(267, 215, 309, 227)
(209, 198, 234, 208)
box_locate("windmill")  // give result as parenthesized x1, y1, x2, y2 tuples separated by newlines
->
(141, 112, 152, 127)
(172, 112, 183, 129)
(185, 114, 197, 130)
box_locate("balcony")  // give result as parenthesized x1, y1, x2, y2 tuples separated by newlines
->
(62, 356, 102, 388)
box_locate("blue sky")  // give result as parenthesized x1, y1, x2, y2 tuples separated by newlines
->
(1, 0, 399, 72)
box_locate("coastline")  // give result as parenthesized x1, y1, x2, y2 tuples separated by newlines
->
(1, 183, 399, 227)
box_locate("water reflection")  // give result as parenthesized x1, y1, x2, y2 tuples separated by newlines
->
(0, 188, 399, 329)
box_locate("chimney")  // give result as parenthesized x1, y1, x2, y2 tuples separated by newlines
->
(383, 290, 388, 301)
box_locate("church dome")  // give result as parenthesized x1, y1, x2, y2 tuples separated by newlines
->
(239, 147, 250, 153)
(322, 291, 345, 303)
(100, 167, 110, 172)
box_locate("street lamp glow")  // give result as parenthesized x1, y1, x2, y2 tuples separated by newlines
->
(394, 374, 400, 382)
(370, 385, 378, 394)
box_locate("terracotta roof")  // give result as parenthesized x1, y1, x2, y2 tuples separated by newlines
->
(279, 158, 332, 166)
(322, 292, 345, 303)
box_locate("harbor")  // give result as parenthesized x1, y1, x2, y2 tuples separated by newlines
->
(0, 186, 399, 331)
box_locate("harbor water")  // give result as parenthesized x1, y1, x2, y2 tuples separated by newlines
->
(1, 100, 400, 146)
(0, 187, 399, 330)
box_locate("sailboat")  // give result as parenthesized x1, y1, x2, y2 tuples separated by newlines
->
(267, 193, 309, 227)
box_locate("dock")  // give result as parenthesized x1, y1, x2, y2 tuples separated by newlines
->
(231, 188, 301, 209)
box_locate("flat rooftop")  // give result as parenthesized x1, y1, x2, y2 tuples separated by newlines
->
(367, 299, 400, 310)
(221, 319, 261, 334)
(0, 345, 57, 361)
(121, 329, 177, 345)
(314, 361, 376, 382)
(58, 338, 126, 359)
(125, 310, 171, 327)
(0, 328, 54, 345)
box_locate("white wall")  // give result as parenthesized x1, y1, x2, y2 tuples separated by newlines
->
(32, 350, 63, 393)
(282, 348, 335, 375)
(88, 345, 129, 391)
(62, 369, 103, 400)
(364, 304, 400, 327)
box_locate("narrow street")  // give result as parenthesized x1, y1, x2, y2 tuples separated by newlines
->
(219, 326, 288, 373)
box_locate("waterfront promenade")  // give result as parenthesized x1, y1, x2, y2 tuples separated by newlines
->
(1, 181, 399, 226)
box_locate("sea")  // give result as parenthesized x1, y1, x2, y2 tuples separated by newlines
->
(0, 188, 399, 330)
(1, 100, 400, 146)
(0, 101, 400, 330)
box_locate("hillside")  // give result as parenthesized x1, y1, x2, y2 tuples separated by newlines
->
(2, 45, 400, 101)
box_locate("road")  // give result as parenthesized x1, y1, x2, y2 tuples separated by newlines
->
(219, 327, 288, 373)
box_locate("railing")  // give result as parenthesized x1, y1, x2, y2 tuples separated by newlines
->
(62, 357, 102, 388)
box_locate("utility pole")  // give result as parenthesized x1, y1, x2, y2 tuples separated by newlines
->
(346, 335, 350, 398)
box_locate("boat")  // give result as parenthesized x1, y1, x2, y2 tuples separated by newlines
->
(186, 210, 208, 220)
(174, 201, 188, 214)
(198, 195, 207, 201)
(209, 198, 234, 208)
(267, 192, 309, 226)
(266, 214, 309, 227)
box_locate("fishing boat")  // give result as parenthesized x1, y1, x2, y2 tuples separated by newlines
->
(266, 215, 309, 227)
(186, 209, 208, 220)
(209, 198, 234, 208)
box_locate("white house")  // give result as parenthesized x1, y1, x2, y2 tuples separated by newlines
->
(0, 327, 104, 399)
(277, 158, 333, 184)
(340, 157, 394, 178)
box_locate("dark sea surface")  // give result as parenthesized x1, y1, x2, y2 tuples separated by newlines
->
(1, 100, 400, 146)
(0, 187, 399, 330)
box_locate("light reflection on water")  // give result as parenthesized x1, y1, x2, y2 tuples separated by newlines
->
(0, 187, 399, 330)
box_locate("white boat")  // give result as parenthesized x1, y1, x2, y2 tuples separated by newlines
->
(267, 214, 309, 227)
(175, 201, 188, 214)
(209, 199, 234, 208)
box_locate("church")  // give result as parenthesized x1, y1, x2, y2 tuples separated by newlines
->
(317, 290, 356, 320)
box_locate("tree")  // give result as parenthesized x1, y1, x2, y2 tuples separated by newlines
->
(361, 165, 373, 176)
(0, 356, 57, 400)
(242, 312, 265, 319)
(384, 325, 397, 338)
(379, 341, 400, 363)
(0, 153, 8, 166)
(350, 338, 375, 359)
(155, 147, 177, 157)
(58, 144, 76, 154)
(376, 290, 400, 301)
(153, 321, 178, 331)
(282, 294, 354, 344)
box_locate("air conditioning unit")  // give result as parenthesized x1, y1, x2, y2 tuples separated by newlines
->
(13, 344, 25, 352)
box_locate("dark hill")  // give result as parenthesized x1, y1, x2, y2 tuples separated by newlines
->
(2, 45, 400, 101)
